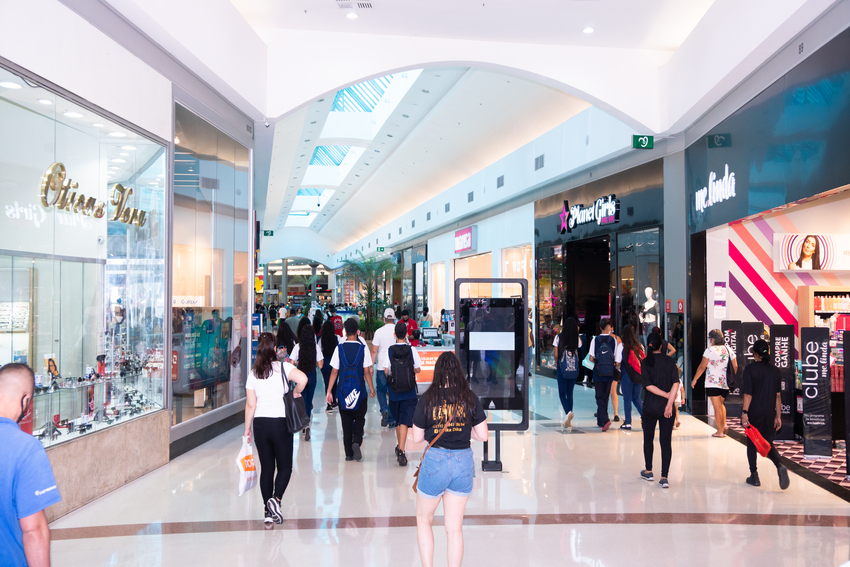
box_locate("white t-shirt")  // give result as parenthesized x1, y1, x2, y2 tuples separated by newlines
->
(371, 323, 397, 370)
(588, 333, 623, 363)
(702, 345, 733, 389)
(245, 361, 295, 418)
(317, 335, 343, 360)
(388, 343, 423, 368)
(552, 335, 583, 350)
(330, 340, 374, 369)
(290, 342, 323, 365)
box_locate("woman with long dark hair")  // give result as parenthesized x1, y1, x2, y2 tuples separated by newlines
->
(553, 317, 581, 431)
(313, 310, 324, 338)
(290, 322, 322, 441)
(639, 332, 680, 489)
(692, 329, 738, 437)
(244, 333, 307, 527)
(275, 320, 297, 360)
(788, 235, 821, 270)
(619, 324, 644, 431)
(412, 352, 488, 567)
(320, 319, 341, 413)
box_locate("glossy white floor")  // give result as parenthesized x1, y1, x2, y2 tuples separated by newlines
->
(51, 377, 850, 566)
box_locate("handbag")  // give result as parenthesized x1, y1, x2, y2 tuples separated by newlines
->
(412, 406, 455, 494)
(581, 352, 595, 370)
(725, 346, 738, 390)
(745, 424, 771, 457)
(282, 364, 309, 433)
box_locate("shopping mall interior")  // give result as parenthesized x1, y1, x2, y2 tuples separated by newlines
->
(2, 0, 850, 565)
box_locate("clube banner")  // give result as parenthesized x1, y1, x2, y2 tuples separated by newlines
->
(800, 327, 832, 458)
(721, 320, 743, 414)
(774, 233, 850, 272)
(770, 324, 795, 441)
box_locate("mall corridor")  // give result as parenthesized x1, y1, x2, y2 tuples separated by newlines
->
(48, 382, 849, 566)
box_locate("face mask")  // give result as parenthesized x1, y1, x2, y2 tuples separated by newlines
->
(16, 395, 29, 424)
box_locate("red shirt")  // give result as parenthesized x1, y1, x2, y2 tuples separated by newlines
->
(404, 318, 418, 337)
(409, 339, 420, 347)
(331, 315, 343, 337)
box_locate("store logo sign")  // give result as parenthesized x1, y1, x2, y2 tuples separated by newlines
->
(561, 195, 620, 234)
(695, 164, 736, 213)
(39, 162, 148, 227)
(454, 226, 477, 254)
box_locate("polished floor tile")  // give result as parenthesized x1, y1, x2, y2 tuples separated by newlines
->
(50, 377, 850, 566)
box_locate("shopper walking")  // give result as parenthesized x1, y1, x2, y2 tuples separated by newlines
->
(290, 323, 323, 441)
(588, 318, 622, 431)
(326, 318, 376, 461)
(244, 334, 307, 527)
(639, 333, 680, 489)
(312, 310, 324, 339)
(285, 307, 301, 336)
(320, 320, 341, 413)
(371, 308, 398, 428)
(419, 307, 433, 328)
(0, 363, 61, 567)
(387, 322, 422, 466)
(275, 319, 297, 361)
(328, 304, 344, 337)
(413, 352, 488, 567)
(619, 324, 644, 431)
(553, 317, 582, 431)
(741, 340, 790, 490)
(691, 329, 738, 437)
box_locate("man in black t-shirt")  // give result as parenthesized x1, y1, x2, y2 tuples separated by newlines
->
(741, 340, 789, 490)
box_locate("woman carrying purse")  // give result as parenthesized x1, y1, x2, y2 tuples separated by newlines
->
(244, 333, 308, 528)
(412, 352, 488, 567)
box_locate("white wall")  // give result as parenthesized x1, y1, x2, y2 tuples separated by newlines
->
(427, 203, 534, 315)
(0, 0, 172, 140)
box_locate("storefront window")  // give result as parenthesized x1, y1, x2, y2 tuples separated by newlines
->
(0, 66, 167, 446)
(171, 104, 250, 425)
(615, 228, 661, 343)
(536, 245, 564, 371)
(455, 253, 492, 298)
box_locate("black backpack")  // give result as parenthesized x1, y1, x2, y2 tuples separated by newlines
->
(387, 344, 417, 394)
(595, 335, 616, 377)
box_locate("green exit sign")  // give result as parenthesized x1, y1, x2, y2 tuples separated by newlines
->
(263, 230, 273, 236)
(377, 247, 385, 252)
(632, 135, 654, 149)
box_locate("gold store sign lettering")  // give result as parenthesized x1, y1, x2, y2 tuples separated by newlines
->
(39, 162, 148, 227)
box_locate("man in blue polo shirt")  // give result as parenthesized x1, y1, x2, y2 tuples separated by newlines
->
(0, 363, 62, 567)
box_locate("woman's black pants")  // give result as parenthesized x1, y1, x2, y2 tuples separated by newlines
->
(253, 417, 294, 513)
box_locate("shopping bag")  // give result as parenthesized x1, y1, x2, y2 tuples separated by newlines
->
(236, 436, 258, 496)
(745, 425, 771, 458)
(581, 352, 595, 370)
(628, 349, 643, 376)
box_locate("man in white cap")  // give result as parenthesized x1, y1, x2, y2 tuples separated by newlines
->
(371, 307, 398, 427)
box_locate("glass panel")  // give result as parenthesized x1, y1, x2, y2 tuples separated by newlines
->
(615, 228, 661, 343)
(0, 65, 166, 447)
(535, 245, 564, 371)
(172, 104, 249, 425)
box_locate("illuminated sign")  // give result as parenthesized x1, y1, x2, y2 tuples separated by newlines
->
(39, 162, 148, 227)
(560, 195, 620, 234)
(694, 164, 736, 214)
(454, 226, 478, 254)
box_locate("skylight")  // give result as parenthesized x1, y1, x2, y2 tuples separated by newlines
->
(310, 145, 350, 166)
(296, 188, 324, 196)
(285, 212, 318, 228)
(332, 75, 394, 113)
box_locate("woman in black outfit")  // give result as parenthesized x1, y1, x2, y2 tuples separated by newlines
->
(244, 333, 307, 527)
(319, 320, 340, 412)
(741, 339, 790, 490)
(639, 332, 680, 489)
(275, 320, 297, 360)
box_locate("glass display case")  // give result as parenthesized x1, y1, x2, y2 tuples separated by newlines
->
(0, 64, 167, 446)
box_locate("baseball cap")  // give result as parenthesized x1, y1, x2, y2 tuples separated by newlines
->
(383, 307, 396, 319)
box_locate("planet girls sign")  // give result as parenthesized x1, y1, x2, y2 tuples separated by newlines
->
(559, 195, 620, 234)
(774, 234, 850, 272)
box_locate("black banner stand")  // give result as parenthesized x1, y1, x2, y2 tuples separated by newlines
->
(801, 327, 832, 458)
(482, 434, 503, 472)
(771, 324, 796, 441)
(845, 332, 849, 480)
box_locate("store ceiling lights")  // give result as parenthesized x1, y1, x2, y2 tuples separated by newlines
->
(347, 12, 358, 19)
(38, 99, 53, 105)
(111, 158, 126, 163)
(63, 111, 83, 118)
(121, 146, 137, 151)
(92, 123, 104, 128)
(0, 81, 21, 89)
(119, 153, 129, 157)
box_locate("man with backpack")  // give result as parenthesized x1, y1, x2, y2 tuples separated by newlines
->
(371, 308, 399, 428)
(588, 318, 623, 431)
(386, 322, 421, 466)
(326, 318, 376, 461)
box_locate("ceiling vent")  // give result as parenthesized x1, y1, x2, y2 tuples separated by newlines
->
(337, 0, 372, 7)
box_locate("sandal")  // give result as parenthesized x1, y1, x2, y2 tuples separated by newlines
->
(711, 432, 725, 438)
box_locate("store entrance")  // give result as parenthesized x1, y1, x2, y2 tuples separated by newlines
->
(563, 236, 613, 337)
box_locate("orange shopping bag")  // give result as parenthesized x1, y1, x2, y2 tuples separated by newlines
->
(745, 425, 771, 457)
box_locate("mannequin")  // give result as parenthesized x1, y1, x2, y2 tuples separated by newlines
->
(639, 287, 658, 335)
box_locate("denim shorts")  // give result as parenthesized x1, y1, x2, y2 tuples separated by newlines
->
(417, 447, 474, 499)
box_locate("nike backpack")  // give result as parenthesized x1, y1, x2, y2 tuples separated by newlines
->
(337, 343, 365, 410)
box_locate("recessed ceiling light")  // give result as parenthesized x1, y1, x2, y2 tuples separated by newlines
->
(108, 132, 126, 137)
(347, 12, 358, 19)
(111, 158, 126, 163)
(174, 137, 180, 144)
(64, 111, 83, 118)
(38, 99, 53, 105)
(121, 146, 137, 151)
(0, 82, 21, 89)
(109, 166, 119, 170)
(583, 27, 594, 34)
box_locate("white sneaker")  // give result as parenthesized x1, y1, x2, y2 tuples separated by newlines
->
(564, 411, 574, 429)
